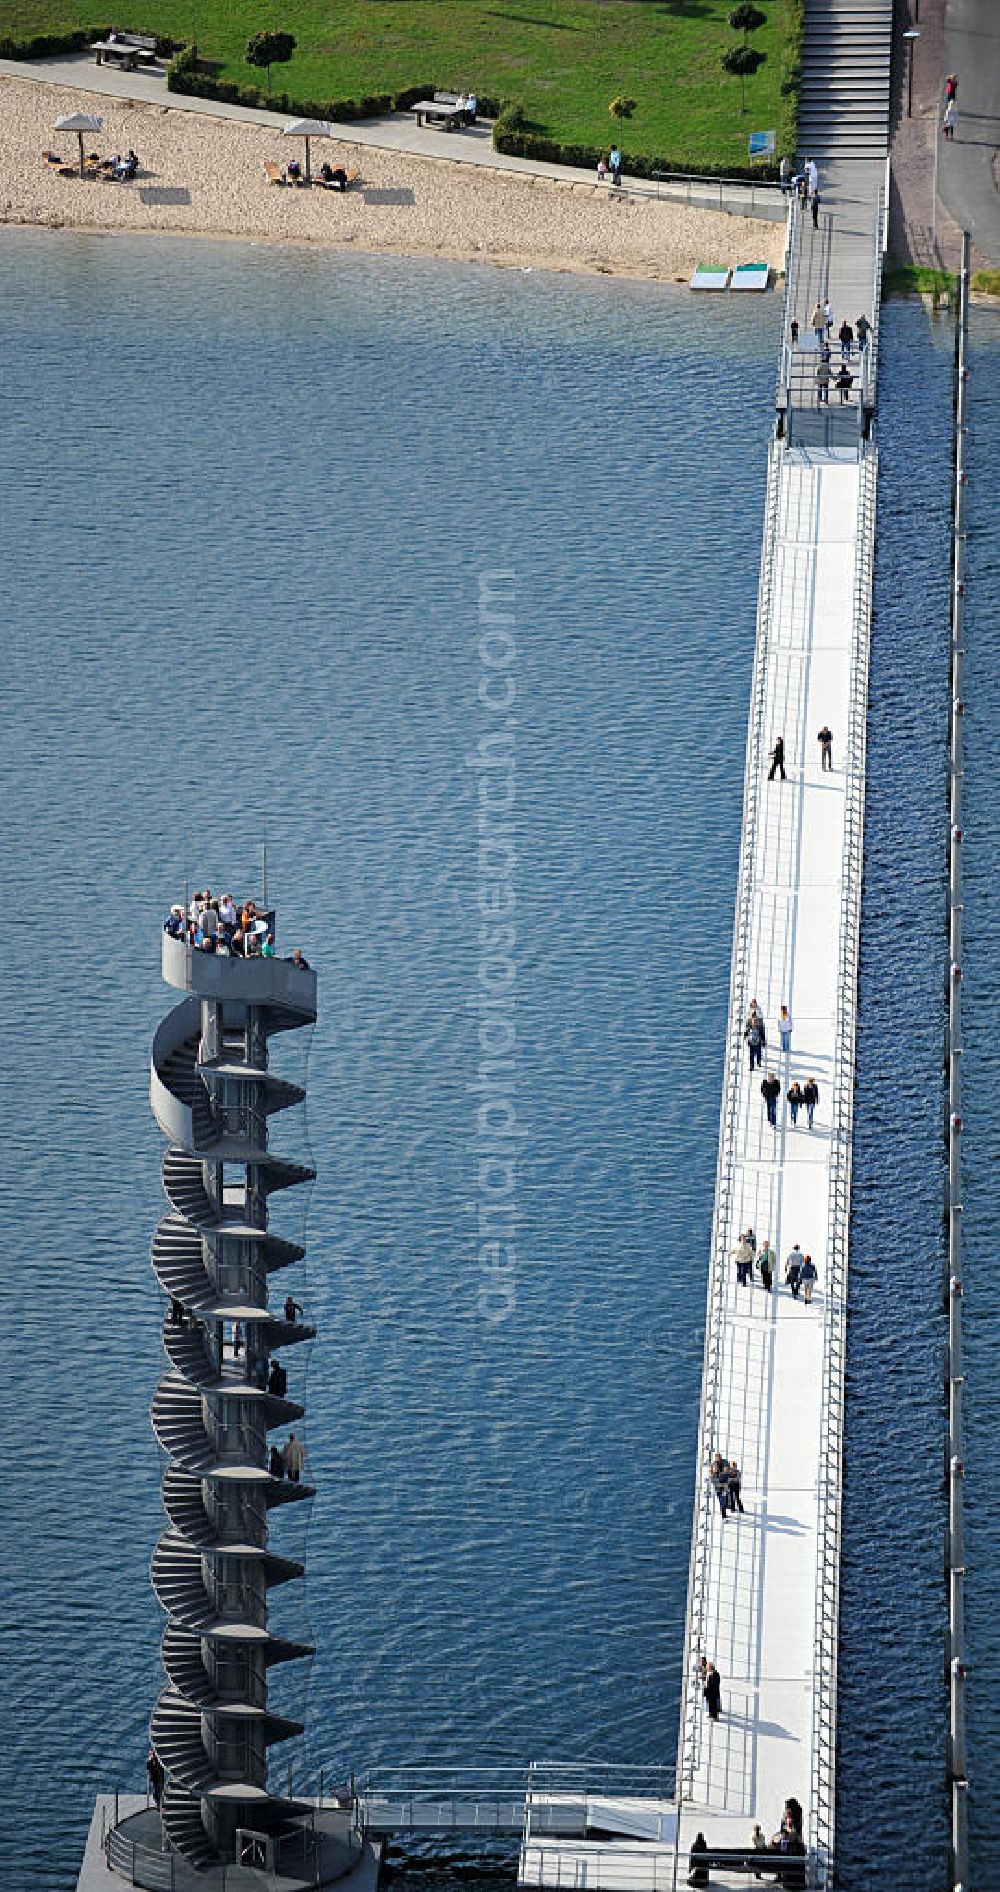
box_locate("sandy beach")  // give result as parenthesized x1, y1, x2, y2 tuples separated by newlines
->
(0, 73, 786, 282)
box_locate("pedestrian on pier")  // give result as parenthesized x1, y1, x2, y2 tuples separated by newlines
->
(768, 734, 786, 781)
(745, 1007, 766, 1068)
(942, 102, 957, 140)
(779, 154, 792, 195)
(688, 1832, 710, 1888)
(817, 724, 833, 770)
(810, 189, 820, 229)
(710, 1452, 730, 1518)
(727, 1462, 745, 1514)
(703, 1661, 723, 1720)
(778, 1005, 793, 1053)
(803, 1076, 820, 1128)
(743, 1225, 757, 1262)
(810, 300, 825, 344)
(761, 1071, 781, 1127)
(807, 158, 819, 200)
(758, 1240, 775, 1292)
(856, 313, 871, 351)
(815, 359, 832, 405)
(787, 1079, 804, 1126)
(785, 1244, 804, 1297)
(733, 1233, 754, 1288)
(823, 297, 833, 333)
(790, 317, 799, 345)
(801, 1254, 818, 1304)
(838, 319, 854, 360)
(945, 73, 958, 105)
(283, 1432, 305, 1481)
(836, 364, 853, 404)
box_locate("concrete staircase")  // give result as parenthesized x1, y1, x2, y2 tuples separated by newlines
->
(798, 0, 894, 161)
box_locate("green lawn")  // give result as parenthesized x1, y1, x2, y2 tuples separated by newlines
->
(4, 0, 798, 168)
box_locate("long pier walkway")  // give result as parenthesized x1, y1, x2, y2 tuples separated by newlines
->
(671, 158, 885, 1886)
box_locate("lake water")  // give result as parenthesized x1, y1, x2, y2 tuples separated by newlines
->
(0, 232, 995, 1890)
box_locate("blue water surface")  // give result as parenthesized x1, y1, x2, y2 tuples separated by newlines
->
(0, 232, 995, 1892)
(0, 231, 773, 1887)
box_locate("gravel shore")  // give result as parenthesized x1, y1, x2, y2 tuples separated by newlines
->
(0, 74, 786, 283)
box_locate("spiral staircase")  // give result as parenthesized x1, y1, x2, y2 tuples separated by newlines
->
(144, 922, 319, 1874)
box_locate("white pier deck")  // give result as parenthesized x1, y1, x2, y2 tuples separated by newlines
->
(674, 437, 874, 1880)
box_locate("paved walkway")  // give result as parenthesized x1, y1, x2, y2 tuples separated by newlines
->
(940, 0, 1000, 263)
(678, 442, 868, 1885)
(0, 50, 785, 220)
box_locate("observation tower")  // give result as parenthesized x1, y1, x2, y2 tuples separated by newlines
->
(91, 899, 374, 1889)
(148, 908, 317, 1869)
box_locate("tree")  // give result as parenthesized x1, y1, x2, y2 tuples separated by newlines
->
(728, 3, 767, 41)
(609, 95, 637, 146)
(722, 44, 766, 114)
(246, 29, 296, 93)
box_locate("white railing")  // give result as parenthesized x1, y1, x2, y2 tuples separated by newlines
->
(807, 442, 877, 1888)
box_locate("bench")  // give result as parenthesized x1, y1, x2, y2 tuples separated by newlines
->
(91, 31, 159, 67)
(410, 98, 466, 131)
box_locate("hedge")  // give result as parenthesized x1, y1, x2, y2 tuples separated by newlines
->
(166, 51, 503, 124)
(0, 25, 184, 58)
(492, 119, 781, 183)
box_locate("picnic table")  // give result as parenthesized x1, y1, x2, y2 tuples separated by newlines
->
(91, 33, 158, 68)
(410, 99, 467, 131)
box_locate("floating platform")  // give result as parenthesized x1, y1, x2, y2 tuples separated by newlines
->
(730, 261, 771, 291)
(689, 263, 731, 291)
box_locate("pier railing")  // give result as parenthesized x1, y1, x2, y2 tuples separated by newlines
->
(775, 195, 801, 426)
(675, 434, 784, 1807)
(807, 440, 877, 1888)
(944, 233, 970, 1892)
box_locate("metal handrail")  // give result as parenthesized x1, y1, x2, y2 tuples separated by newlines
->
(675, 432, 784, 1815)
(775, 195, 802, 422)
(807, 441, 877, 1890)
(945, 232, 970, 1892)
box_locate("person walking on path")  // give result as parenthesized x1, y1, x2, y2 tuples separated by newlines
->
(703, 1661, 723, 1720)
(811, 188, 820, 229)
(824, 296, 833, 334)
(946, 73, 958, 106)
(838, 319, 854, 360)
(816, 358, 832, 405)
(818, 723, 833, 770)
(787, 1079, 804, 1126)
(778, 1005, 793, 1053)
(779, 154, 792, 195)
(609, 145, 622, 184)
(785, 1243, 804, 1297)
(761, 1071, 781, 1128)
(727, 1461, 745, 1514)
(810, 299, 825, 345)
(768, 734, 786, 780)
(803, 1076, 820, 1128)
(733, 1232, 754, 1288)
(856, 312, 871, 352)
(758, 1239, 775, 1292)
(806, 157, 819, 200)
(710, 1452, 730, 1519)
(745, 1006, 766, 1069)
(835, 363, 853, 404)
(942, 102, 957, 140)
(743, 1225, 757, 1264)
(801, 1254, 818, 1304)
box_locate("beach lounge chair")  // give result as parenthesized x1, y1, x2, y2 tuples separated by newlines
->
(264, 161, 286, 186)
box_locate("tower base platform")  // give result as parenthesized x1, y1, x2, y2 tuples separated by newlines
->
(78, 1795, 382, 1892)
